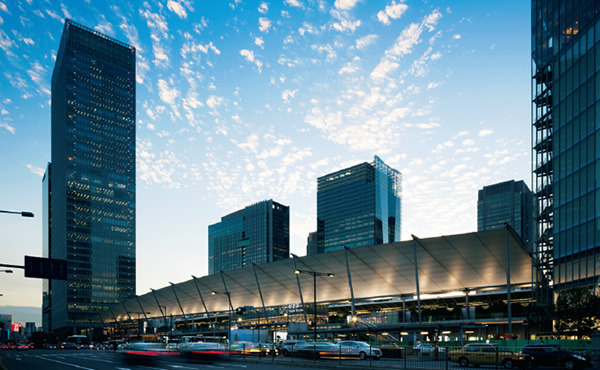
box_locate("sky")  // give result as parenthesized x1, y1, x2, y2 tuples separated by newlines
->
(0, 0, 531, 325)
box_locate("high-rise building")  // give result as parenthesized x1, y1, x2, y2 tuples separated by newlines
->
(306, 231, 320, 255)
(477, 180, 535, 252)
(43, 19, 136, 335)
(532, 0, 600, 296)
(316, 156, 401, 253)
(208, 199, 289, 274)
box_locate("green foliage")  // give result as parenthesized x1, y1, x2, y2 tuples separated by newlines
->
(554, 287, 600, 339)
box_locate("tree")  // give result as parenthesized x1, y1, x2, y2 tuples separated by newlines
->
(554, 287, 600, 339)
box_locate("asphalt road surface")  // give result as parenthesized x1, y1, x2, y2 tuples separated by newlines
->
(0, 349, 320, 370)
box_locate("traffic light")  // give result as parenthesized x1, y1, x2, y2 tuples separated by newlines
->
(235, 307, 246, 315)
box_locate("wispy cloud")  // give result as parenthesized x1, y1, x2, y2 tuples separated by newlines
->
(377, 1, 408, 25)
(26, 164, 45, 177)
(0, 122, 15, 134)
(334, 0, 360, 10)
(259, 17, 272, 32)
(240, 49, 263, 72)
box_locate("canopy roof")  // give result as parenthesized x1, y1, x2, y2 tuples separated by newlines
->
(103, 229, 533, 322)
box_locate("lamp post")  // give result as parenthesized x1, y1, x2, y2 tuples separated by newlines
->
(0, 209, 34, 218)
(294, 269, 334, 342)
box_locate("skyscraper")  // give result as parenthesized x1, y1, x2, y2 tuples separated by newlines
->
(208, 199, 289, 274)
(477, 180, 535, 252)
(43, 19, 136, 335)
(316, 156, 401, 253)
(532, 0, 600, 296)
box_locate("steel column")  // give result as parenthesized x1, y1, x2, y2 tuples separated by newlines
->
(291, 253, 309, 325)
(411, 235, 422, 323)
(343, 246, 357, 320)
(169, 282, 191, 332)
(192, 274, 217, 336)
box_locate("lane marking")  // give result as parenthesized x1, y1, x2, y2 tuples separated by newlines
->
(33, 355, 95, 370)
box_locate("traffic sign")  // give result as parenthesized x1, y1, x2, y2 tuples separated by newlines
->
(24, 256, 68, 280)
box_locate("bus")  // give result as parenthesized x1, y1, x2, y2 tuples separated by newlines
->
(65, 335, 89, 349)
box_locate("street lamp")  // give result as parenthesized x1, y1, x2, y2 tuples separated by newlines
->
(0, 209, 34, 218)
(294, 269, 335, 342)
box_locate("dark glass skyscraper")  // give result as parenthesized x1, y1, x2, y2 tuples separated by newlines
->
(532, 0, 600, 296)
(43, 19, 136, 334)
(316, 156, 401, 253)
(477, 180, 535, 253)
(208, 199, 289, 274)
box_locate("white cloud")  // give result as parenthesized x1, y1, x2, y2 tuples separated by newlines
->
(21, 38, 34, 45)
(453, 34, 461, 40)
(157, 79, 180, 105)
(462, 139, 475, 146)
(281, 89, 298, 103)
(0, 29, 15, 56)
(240, 49, 263, 72)
(377, 1, 408, 25)
(0, 122, 15, 134)
(258, 2, 268, 14)
(95, 21, 114, 36)
(0, 3, 8, 13)
(259, 17, 272, 32)
(355, 34, 377, 49)
(137, 139, 183, 188)
(167, 1, 187, 18)
(334, 0, 360, 10)
(371, 9, 442, 82)
(206, 95, 223, 108)
(26, 164, 44, 177)
(479, 129, 494, 137)
(331, 9, 361, 32)
(254, 37, 264, 48)
(284, 0, 303, 8)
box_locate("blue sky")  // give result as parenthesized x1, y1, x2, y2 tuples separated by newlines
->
(0, 0, 531, 324)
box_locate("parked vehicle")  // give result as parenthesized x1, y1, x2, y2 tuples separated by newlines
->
(280, 340, 308, 356)
(448, 343, 529, 369)
(378, 343, 403, 358)
(296, 342, 340, 359)
(521, 344, 592, 369)
(336, 340, 382, 360)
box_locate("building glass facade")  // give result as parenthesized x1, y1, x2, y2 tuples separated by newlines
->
(532, 0, 600, 295)
(477, 180, 535, 253)
(44, 19, 136, 334)
(208, 199, 289, 274)
(316, 156, 401, 253)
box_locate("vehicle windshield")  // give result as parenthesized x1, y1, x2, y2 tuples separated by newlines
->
(356, 342, 371, 347)
(498, 346, 513, 353)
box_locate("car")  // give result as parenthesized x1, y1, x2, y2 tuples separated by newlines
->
(336, 340, 382, 360)
(521, 344, 592, 369)
(230, 341, 262, 356)
(119, 341, 179, 365)
(448, 343, 529, 369)
(296, 342, 340, 359)
(414, 342, 436, 353)
(280, 340, 308, 356)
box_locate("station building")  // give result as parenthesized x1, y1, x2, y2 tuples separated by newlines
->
(98, 228, 536, 343)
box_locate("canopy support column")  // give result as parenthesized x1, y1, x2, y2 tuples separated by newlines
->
(291, 253, 309, 325)
(170, 282, 191, 332)
(343, 246, 357, 321)
(411, 235, 423, 323)
(192, 274, 217, 337)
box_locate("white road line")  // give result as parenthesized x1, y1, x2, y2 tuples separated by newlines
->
(33, 355, 95, 370)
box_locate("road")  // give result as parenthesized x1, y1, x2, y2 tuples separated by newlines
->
(0, 349, 467, 370)
(0, 349, 315, 370)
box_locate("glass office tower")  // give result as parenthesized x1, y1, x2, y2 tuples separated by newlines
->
(532, 0, 600, 297)
(208, 199, 289, 274)
(477, 180, 535, 253)
(316, 156, 401, 253)
(44, 19, 136, 335)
